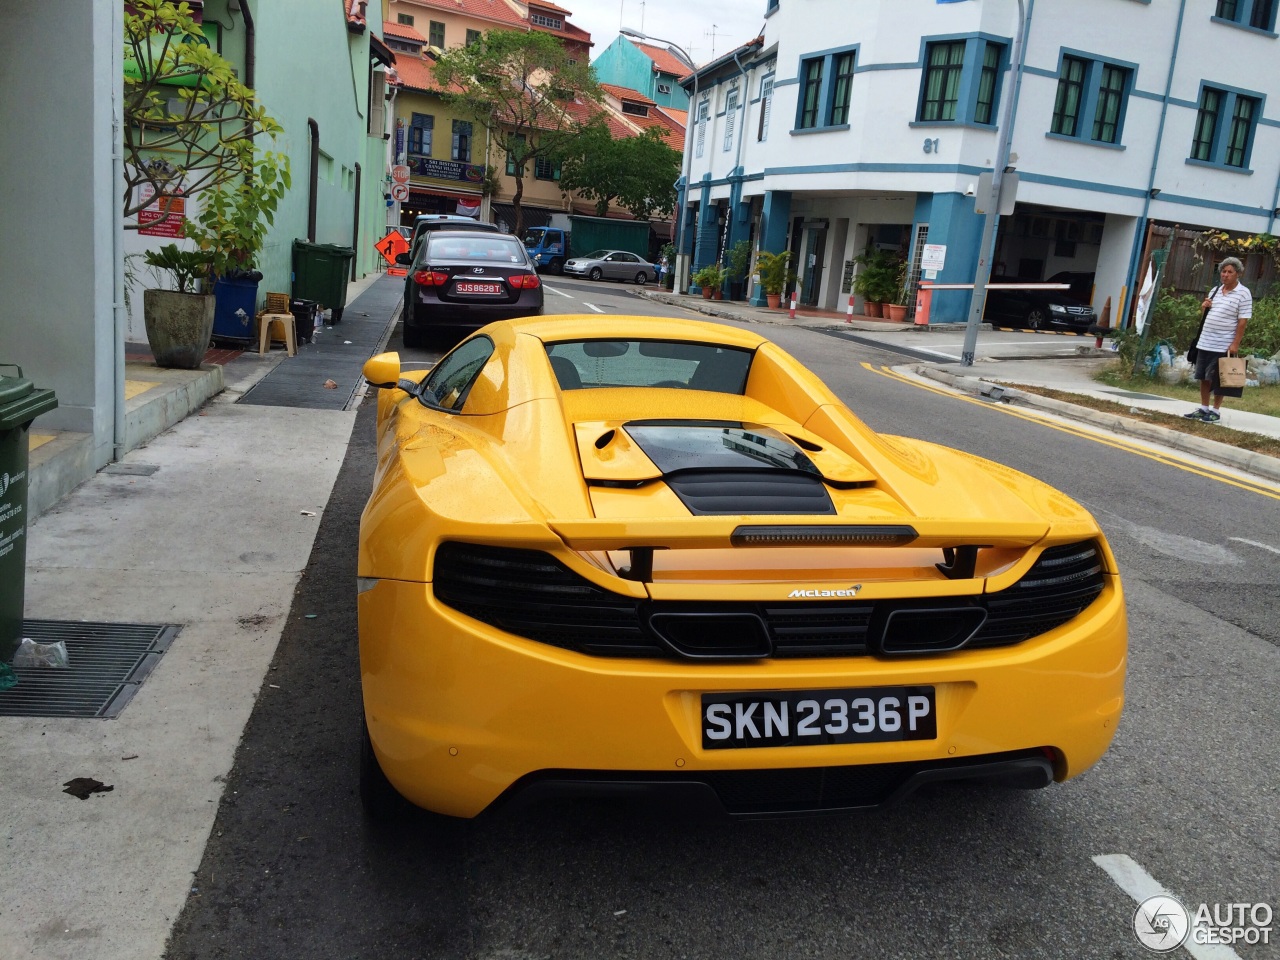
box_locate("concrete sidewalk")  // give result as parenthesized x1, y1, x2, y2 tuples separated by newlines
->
(0, 272, 397, 960)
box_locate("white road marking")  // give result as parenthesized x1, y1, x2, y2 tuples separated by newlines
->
(582, 302, 605, 313)
(545, 286, 575, 299)
(1228, 536, 1280, 556)
(1093, 854, 1242, 960)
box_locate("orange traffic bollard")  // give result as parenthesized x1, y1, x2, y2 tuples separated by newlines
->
(789, 294, 797, 320)
(846, 292, 855, 323)
(914, 280, 933, 326)
(1092, 296, 1112, 348)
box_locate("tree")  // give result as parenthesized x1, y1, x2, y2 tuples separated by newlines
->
(560, 125, 681, 221)
(123, 0, 286, 227)
(433, 29, 601, 235)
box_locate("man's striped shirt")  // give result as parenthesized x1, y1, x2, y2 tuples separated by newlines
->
(1198, 283, 1252, 352)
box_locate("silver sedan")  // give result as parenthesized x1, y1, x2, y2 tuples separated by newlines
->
(562, 249, 656, 284)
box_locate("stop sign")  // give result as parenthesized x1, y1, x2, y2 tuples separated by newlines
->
(391, 165, 410, 184)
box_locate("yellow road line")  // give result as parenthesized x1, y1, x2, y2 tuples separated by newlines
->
(861, 362, 1280, 502)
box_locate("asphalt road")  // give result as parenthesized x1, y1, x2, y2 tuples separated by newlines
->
(165, 278, 1280, 960)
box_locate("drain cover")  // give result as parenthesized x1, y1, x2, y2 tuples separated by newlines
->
(0, 620, 180, 718)
(103, 463, 160, 476)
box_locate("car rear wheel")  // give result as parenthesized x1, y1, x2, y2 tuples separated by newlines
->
(589, 267, 603, 281)
(634, 271, 648, 285)
(1025, 308, 1049, 330)
(401, 321, 428, 350)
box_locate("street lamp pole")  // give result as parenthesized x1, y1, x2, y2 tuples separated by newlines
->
(960, 0, 1030, 366)
(621, 27, 697, 293)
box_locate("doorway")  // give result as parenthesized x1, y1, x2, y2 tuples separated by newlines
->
(802, 226, 827, 306)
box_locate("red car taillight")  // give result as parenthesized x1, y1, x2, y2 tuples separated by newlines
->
(413, 269, 449, 286)
(507, 273, 542, 289)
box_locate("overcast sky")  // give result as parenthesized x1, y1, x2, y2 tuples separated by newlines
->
(569, 0, 768, 68)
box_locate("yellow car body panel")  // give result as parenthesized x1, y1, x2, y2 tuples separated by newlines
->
(359, 577, 1126, 818)
(357, 316, 1128, 818)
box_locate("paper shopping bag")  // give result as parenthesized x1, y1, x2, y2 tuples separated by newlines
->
(1218, 355, 1247, 389)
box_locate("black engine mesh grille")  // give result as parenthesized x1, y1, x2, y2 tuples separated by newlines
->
(432, 540, 1106, 660)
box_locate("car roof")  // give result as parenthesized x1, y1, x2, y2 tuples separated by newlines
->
(425, 230, 520, 241)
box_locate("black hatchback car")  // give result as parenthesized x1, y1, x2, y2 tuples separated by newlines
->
(983, 272, 1096, 331)
(401, 231, 544, 348)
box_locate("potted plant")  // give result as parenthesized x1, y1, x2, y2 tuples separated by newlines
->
(186, 161, 290, 343)
(726, 239, 751, 301)
(692, 263, 727, 299)
(886, 260, 911, 322)
(853, 246, 897, 318)
(141, 244, 217, 369)
(756, 250, 796, 309)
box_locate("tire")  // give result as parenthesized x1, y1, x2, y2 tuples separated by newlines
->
(1025, 308, 1048, 330)
(589, 267, 603, 281)
(360, 713, 410, 822)
(635, 272, 649, 285)
(401, 321, 428, 350)
(549, 258, 564, 275)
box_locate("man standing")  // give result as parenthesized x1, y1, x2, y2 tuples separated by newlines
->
(1184, 256, 1250, 423)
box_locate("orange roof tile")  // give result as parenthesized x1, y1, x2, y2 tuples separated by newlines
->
(393, 55, 469, 96)
(404, 0, 527, 28)
(528, 0, 573, 13)
(383, 19, 427, 42)
(634, 42, 692, 78)
(600, 82, 655, 106)
(658, 106, 688, 127)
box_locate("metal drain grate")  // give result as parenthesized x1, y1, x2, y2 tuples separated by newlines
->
(0, 620, 181, 719)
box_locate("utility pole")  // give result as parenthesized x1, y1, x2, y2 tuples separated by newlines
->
(960, 0, 1030, 366)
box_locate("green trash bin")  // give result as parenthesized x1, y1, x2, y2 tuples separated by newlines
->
(292, 240, 356, 323)
(0, 365, 58, 663)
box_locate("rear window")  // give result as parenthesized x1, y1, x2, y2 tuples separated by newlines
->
(544, 340, 754, 393)
(424, 235, 526, 263)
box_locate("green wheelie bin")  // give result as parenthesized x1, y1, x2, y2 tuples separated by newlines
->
(0, 365, 58, 663)
(292, 240, 356, 323)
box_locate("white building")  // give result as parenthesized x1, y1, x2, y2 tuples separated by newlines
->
(677, 0, 1280, 322)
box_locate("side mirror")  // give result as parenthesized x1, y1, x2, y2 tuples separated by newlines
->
(362, 352, 402, 389)
(395, 252, 412, 265)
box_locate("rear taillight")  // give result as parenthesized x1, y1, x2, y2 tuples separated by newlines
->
(413, 269, 449, 286)
(508, 273, 542, 289)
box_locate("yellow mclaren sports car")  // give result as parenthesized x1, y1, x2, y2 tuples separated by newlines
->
(357, 316, 1126, 821)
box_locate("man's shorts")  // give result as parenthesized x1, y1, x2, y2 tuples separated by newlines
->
(1194, 348, 1227, 387)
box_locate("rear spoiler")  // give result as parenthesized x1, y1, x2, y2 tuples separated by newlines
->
(547, 518, 1050, 582)
(547, 517, 1049, 551)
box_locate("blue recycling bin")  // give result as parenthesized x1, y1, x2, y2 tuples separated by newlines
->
(211, 277, 260, 342)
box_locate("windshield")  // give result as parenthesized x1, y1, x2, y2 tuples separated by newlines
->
(581, 250, 609, 260)
(544, 339, 754, 393)
(523, 229, 545, 247)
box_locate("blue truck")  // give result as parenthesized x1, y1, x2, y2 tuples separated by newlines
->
(524, 214, 652, 274)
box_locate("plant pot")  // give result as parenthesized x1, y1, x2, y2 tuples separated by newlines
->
(864, 301, 884, 318)
(766, 292, 782, 309)
(711, 288, 724, 300)
(143, 289, 216, 369)
(702, 286, 713, 300)
(886, 303, 909, 322)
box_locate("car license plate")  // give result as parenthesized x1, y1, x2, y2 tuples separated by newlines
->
(453, 281, 502, 295)
(701, 686, 936, 749)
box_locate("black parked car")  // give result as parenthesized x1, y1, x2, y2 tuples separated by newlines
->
(400, 231, 544, 349)
(984, 272, 1096, 331)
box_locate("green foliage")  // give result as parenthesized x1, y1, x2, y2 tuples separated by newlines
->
(1109, 287, 1280, 376)
(184, 151, 290, 278)
(123, 0, 286, 226)
(727, 240, 752, 281)
(755, 250, 797, 296)
(852, 247, 901, 303)
(434, 29, 601, 233)
(143, 243, 215, 294)
(692, 263, 727, 289)
(559, 124, 681, 220)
